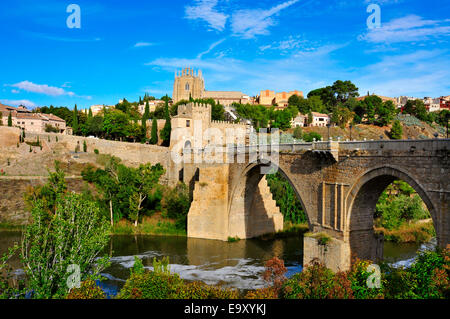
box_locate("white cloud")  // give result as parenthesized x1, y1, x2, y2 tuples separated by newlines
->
(360, 15, 450, 43)
(259, 35, 306, 52)
(10, 81, 75, 96)
(134, 42, 156, 48)
(231, 0, 300, 39)
(0, 99, 36, 108)
(8, 81, 92, 100)
(197, 38, 226, 58)
(11, 89, 20, 94)
(185, 0, 228, 31)
(354, 49, 450, 97)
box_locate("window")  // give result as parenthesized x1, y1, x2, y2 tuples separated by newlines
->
(186, 120, 190, 127)
(185, 83, 190, 91)
(31, 122, 33, 125)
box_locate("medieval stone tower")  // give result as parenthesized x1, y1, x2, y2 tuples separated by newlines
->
(173, 68, 205, 103)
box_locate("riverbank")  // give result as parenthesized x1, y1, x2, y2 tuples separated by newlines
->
(111, 214, 186, 236)
(375, 219, 435, 243)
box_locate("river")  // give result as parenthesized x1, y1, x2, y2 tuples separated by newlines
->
(0, 231, 434, 297)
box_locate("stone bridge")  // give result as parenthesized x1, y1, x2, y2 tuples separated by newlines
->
(171, 139, 450, 271)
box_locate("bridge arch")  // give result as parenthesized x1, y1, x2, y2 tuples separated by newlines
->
(345, 165, 437, 261)
(227, 161, 311, 239)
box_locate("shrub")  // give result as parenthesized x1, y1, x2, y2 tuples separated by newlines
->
(302, 132, 322, 142)
(83, 140, 87, 152)
(117, 271, 183, 299)
(282, 259, 335, 299)
(161, 183, 191, 230)
(244, 287, 278, 299)
(66, 279, 106, 299)
(348, 259, 384, 299)
(94, 149, 99, 155)
(293, 127, 303, 139)
(263, 257, 287, 292)
(174, 281, 239, 299)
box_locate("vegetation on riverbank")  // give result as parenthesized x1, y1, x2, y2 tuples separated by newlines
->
(375, 180, 434, 243)
(66, 246, 449, 300)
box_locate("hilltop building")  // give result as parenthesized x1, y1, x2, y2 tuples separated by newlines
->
(0, 103, 68, 134)
(258, 90, 303, 108)
(173, 68, 251, 106)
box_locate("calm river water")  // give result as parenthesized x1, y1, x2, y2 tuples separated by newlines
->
(0, 231, 433, 297)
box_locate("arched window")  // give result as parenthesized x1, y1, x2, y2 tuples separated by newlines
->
(185, 83, 190, 91)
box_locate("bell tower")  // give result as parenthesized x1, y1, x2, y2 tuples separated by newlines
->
(173, 67, 205, 103)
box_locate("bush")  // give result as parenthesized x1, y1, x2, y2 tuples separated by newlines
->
(94, 149, 99, 155)
(283, 259, 335, 299)
(161, 183, 191, 230)
(293, 127, 303, 139)
(66, 279, 106, 299)
(174, 281, 239, 299)
(302, 132, 322, 142)
(117, 271, 183, 299)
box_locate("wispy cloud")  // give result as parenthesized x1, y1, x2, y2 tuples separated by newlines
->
(360, 15, 450, 43)
(26, 31, 102, 43)
(230, 0, 300, 39)
(197, 38, 226, 58)
(8, 81, 92, 100)
(185, 0, 228, 31)
(0, 99, 36, 108)
(10, 81, 75, 96)
(134, 42, 156, 48)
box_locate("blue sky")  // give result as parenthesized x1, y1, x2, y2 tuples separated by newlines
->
(0, 0, 449, 110)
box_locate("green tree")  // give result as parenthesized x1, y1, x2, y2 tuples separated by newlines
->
(72, 104, 79, 134)
(20, 165, 110, 298)
(160, 96, 171, 146)
(390, 120, 403, 140)
(293, 126, 303, 139)
(129, 163, 165, 226)
(8, 111, 12, 127)
(0, 111, 2, 126)
(150, 118, 158, 145)
(103, 109, 130, 141)
(88, 108, 93, 119)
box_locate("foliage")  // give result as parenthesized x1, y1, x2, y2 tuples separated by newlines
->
(161, 183, 191, 230)
(160, 96, 171, 145)
(266, 172, 307, 224)
(375, 180, 429, 231)
(347, 259, 384, 299)
(82, 160, 165, 226)
(283, 259, 336, 299)
(66, 279, 106, 299)
(45, 124, 59, 133)
(103, 109, 130, 140)
(302, 132, 322, 142)
(150, 118, 158, 145)
(390, 120, 403, 139)
(263, 257, 287, 293)
(293, 126, 303, 139)
(19, 165, 110, 298)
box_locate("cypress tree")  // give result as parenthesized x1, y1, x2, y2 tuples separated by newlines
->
(8, 111, 12, 127)
(150, 118, 158, 145)
(72, 104, 79, 135)
(141, 115, 147, 139)
(88, 108, 93, 119)
(160, 95, 171, 145)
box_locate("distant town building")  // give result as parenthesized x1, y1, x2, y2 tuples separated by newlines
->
(0, 103, 68, 134)
(291, 114, 307, 127)
(440, 96, 450, 110)
(258, 90, 303, 108)
(423, 97, 441, 112)
(90, 105, 106, 116)
(137, 100, 165, 115)
(172, 68, 250, 106)
(356, 94, 399, 107)
(310, 112, 330, 127)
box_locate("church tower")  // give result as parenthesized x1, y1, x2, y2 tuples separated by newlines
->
(173, 68, 205, 103)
